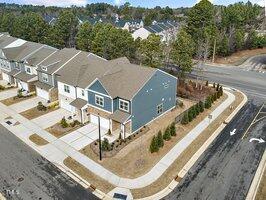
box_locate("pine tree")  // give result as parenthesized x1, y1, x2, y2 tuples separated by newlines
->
(157, 131, 164, 148)
(205, 80, 209, 86)
(219, 86, 223, 96)
(163, 126, 171, 141)
(195, 103, 200, 116)
(150, 136, 159, 153)
(216, 83, 220, 91)
(170, 122, 176, 136)
(188, 109, 194, 122)
(213, 82, 216, 88)
(213, 92, 217, 101)
(181, 112, 189, 124)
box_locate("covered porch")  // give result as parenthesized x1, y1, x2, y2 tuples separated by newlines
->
(69, 98, 89, 124)
(109, 110, 131, 139)
(14, 72, 38, 92)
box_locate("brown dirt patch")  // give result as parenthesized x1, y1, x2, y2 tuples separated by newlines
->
(80, 94, 227, 179)
(63, 157, 115, 194)
(20, 106, 59, 120)
(1, 94, 35, 106)
(46, 123, 82, 138)
(255, 167, 266, 200)
(131, 91, 243, 199)
(29, 134, 49, 146)
(214, 48, 266, 65)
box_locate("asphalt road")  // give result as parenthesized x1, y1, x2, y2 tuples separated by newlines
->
(164, 102, 266, 200)
(0, 125, 99, 200)
(165, 59, 266, 200)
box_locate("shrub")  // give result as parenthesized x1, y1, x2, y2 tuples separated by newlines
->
(157, 131, 164, 148)
(213, 92, 217, 101)
(205, 96, 212, 109)
(188, 109, 194, 122)
(213, 83, 216, 88)
(216, 83, 220, 91)
(102, 138, 111, 151)
(17, 89, 23, 98)
(219, 86, 223, 96)
(70, 120, 80, 127)
(0, 85, 5, 90)
(199, 101, 204, 112)
(179, 101, 184, 108)
(170, 122, 176, 136)
(150, 136, 159, 153)
(205, 80, 209, 86)
(181, 112, 189, 125)
(60, 117, 68, 128)
(37, 102, 47, 111)
(163, 126, 171, 141)
(195, 103, 200, 116)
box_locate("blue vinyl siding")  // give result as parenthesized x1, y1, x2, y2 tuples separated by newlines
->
(131, 70, 177, 133)
(89, 80, 109, 96)
(88, 91, 112, 112)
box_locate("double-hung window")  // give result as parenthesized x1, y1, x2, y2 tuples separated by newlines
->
(42, 73, 48, 83)
(64, 85, 70, 93)
(119, 99, 129, 112)
(157, 104, 163, 115)
(95, 95, 104, 107)
(81, 90, 85, 96)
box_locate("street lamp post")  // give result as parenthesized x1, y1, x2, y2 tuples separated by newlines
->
(98, 114, 102, 161)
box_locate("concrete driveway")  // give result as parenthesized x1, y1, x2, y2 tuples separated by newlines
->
(31, 108, 71, 129)
(9, 96, 46, 113)
(60, 123, 107, 150)
(0, 88, 17, 100)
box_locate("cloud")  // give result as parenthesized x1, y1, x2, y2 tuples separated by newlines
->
(18, 0, 87, 7)
(114, 0, 125, 6)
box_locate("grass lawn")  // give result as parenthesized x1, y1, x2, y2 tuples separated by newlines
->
(255, 167, 266, 200)
(29, 134, 49, 146)
(46, 122, 82, 138)
(63, 91, 243, 197)
(20, 106, 59, 120)
(1, 94, 35, 106)
(64, 157, 115, 194)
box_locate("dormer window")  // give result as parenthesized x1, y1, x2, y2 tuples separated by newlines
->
(41, 66, 47, 71)
(119, 99, 129, 112)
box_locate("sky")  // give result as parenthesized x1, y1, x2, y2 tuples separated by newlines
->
(2, 0, 265, 8)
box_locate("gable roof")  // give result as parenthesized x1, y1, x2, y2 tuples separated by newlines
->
(23, 46, 58, 66)
(2, 41, 44, 62)
(37, 48, 81, 74)
(0, 35, 18, 49)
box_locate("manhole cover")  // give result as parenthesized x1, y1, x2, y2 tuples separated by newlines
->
(18, 177, 24, 182)
(6, 121, 12, 125)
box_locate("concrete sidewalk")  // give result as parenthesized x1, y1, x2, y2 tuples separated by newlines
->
(0, 90, 235, 190)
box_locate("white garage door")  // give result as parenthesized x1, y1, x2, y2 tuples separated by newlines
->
(18, 81, 28, 91)
(2, 72, 9, 82)
(90, 114, 109, 129)
(60, 100, 74, 112)
(36, 87, 49, 100)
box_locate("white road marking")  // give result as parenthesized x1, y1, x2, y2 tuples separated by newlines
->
(249, 138, 265, 143)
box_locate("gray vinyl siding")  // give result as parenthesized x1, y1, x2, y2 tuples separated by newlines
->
(37, 72, 54, 86)
(131, 70, 177, 133)
(88, 90, 112, 112)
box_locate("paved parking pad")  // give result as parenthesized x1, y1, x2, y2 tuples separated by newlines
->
(9, 96, 46, 113)
(59, 123, 107, 151)
(0, 88, 17, 100)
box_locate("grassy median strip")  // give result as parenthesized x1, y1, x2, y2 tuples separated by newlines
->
(29, 134, 49, 146)
(63, 157, 115, 194)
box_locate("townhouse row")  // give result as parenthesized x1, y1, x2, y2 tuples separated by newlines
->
(0, 33, 178, 138)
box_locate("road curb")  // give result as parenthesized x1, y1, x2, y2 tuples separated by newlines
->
(136, 88, 247, 200)
(246, 150, 266, 200)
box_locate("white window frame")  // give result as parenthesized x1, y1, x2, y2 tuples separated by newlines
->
(26, 67, 31, 74)
(119, 99, 129, 112)
(64, 85, 70, 93)
(41, 66, 47, 71)
(95, 95, 104, 107)
(157, 103, 163, 115)
(42, 73, 48, 83)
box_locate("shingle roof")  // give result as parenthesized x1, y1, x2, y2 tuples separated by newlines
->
(109, 110, 131, 123)
(70, 98, 87, 109)
(7, 69, 20, 76)
(14, 72, 37, 82)
(24, 46, 58, 66)
(34, 81, 53, 91)
(3, 42, 44, 62)
(0, 35, 18, 49)
(37, 48, 81, 74)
